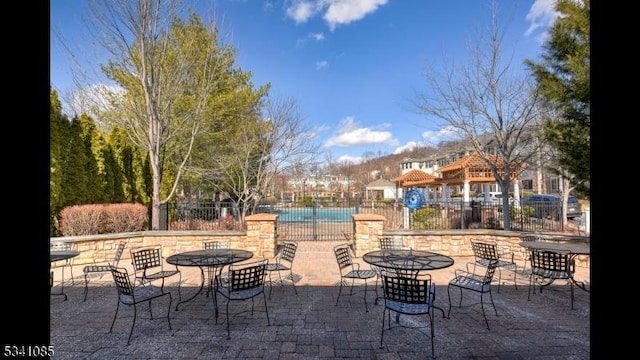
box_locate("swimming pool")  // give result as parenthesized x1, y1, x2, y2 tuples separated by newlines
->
(276, 207, 356, 223)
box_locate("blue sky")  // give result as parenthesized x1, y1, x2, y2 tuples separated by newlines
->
(50, 0, 558, 164)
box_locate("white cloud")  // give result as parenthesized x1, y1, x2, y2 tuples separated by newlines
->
(309, 32, 325, 41)
(285, 0, 322, 24)
(524, 0, 559, 43)
(420, 126, 462, 147)
(336, 154, 363, 164)
(315, 60, 329, 70)
(285, 0, 388, 31)
(393, 141, 427, 154)
(323, 0, 389, 31)
(323, 116, 398, 147)
(296, 32, 326, 47)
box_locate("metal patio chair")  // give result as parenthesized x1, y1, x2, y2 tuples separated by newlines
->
(447, 257, 499, 329)
(109, 266, 173, 345)
(334, 243, 378, 312)
(528, 248, 575, 309)
(83, 241, 126, 301)
(378, 236, 409, 250)
(214, 258, 270, 339)
(203, 240, 230, 296)
(520, 235, 540, 274)
(471, 240, 518, 292)
(130, 245, 182, 301)
(266, 240, 298, 299)
(379, 269, 436, 358)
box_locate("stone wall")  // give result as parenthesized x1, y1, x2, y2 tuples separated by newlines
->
(50, 213, 589, 269)
(351, 213, 590, 268)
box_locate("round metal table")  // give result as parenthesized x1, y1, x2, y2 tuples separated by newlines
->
(519, 241, 589, 292)
(50, 250, 80, 301)
(166, 249, 253, 311)
(363, 249, 454, 317)
(363, 249, 454, 272)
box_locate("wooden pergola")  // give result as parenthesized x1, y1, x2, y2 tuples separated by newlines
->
(402, 152, 522, 188)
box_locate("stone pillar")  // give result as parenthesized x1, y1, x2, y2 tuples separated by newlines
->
(245, 213, 278, 258)
(352, 213, 385, 257)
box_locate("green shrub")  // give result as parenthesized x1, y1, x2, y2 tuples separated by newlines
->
(411, 207, 445, 230)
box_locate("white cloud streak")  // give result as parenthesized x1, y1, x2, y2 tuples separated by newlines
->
(323, 116, 398, 147)
(524, 0, 559, 43)
(315, 60, 329, 70)
(285, 0, 388, 31)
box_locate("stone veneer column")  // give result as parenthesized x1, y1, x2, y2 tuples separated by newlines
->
(245, 213, 278, 258)
(352, 213, 385, 257)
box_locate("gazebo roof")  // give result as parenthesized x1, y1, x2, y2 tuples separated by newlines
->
(391, 169, 439, 187)
(436, 152, 493, 172)
(436, 152, 523, 186)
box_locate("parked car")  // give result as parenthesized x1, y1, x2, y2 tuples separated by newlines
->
(472, 191, 505, 204)
(520, 194, 582, 220)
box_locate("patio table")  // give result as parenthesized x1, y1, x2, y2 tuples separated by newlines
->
(50, 250, 80, 301)
(166, 249, 253, 312)
(519, 241, 589, 292)
(363, 248, 454, 317)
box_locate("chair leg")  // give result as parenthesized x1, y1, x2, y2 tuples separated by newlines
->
(127, 306, 137, 346)
(288, 270, 298, 295)
(488, 290, 498, 317)
(110, 302, 120, 333)
(83, 274, 89, 302)
(225, 300, 231, 340)
(166, 293, 173, 330)
(428, 313, 435, 359)
(363, 280, 369, 312)
(379, 308, 386, 348)
(570, 281, 574, 310)
(262, 292, 270, 325)
(212, 289, 219, 324)
(146, 301, 153, 318)
(479, 294, 490, 330)
(68, 263, 75, 285)
(446, 286, 453, 318)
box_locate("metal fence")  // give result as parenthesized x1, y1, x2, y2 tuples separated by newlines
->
(165, 199, 588, 236)
(406, 200, 588, 235)
(166, 201, 247, 231)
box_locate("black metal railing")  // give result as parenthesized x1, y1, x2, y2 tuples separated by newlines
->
(165, 199, 586, 235)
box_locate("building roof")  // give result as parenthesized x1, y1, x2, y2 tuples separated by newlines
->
(391, 169, 439, 187)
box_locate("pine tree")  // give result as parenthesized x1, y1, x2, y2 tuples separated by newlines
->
(526, 0, 590, 197)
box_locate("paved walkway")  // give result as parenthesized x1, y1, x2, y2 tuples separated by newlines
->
(50, 241, 590, 359)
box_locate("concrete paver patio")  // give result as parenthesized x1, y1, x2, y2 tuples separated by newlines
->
(50, 241, 590, 359)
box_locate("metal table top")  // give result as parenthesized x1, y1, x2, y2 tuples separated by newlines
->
(50, 250, 80, 263)
(166, 249, 254, 267)
(519, 241, 590, 255)
(363, 249, 454, 271)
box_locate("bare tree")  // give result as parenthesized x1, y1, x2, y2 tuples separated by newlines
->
(413, 1, 546, 230)
(192, 96, 319, 220)
(85, 0, 238, 229)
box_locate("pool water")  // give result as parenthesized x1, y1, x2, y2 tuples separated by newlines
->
(276, 207, 356, 223)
